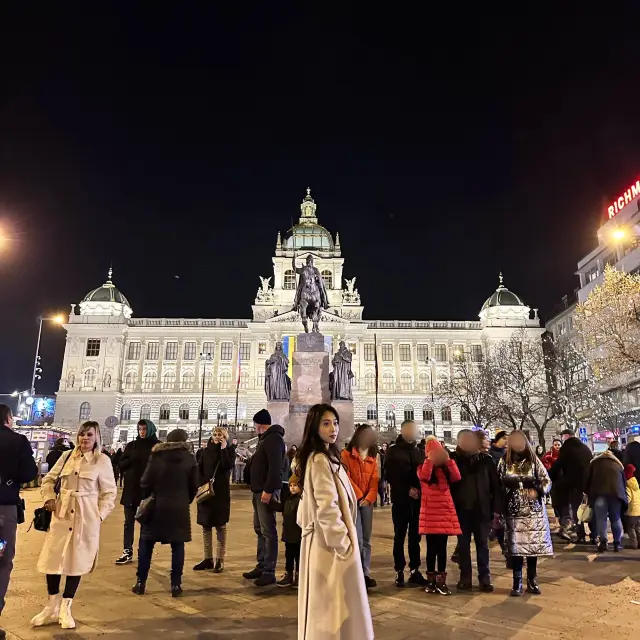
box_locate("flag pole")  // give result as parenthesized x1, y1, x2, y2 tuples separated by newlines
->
(374, 333, 379, 429)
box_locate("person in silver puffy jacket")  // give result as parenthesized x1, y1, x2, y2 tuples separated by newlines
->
(497, 430, 553, 597)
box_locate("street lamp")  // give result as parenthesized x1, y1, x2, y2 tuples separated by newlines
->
(426, 357, 438, 436)
(30, 315, 65, 397)
(198, 352, 213, 449)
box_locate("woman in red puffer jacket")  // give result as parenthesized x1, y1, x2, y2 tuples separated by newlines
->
(418, 437, 461, 596)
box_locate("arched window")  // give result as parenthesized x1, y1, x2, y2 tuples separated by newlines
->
(162, 370, 176, 391)
(217, 403, 228, 424)
(460, 407, 472, 423)
(239, 370, 249, 389)
(120, 404, 131, 422)
(441, 406, 452, 422)
(284, 270, 296, 290)
(400, 372, 412, 391)
(404, 404, 414, 421)
(385, 406, 396, 428)
(83, 368, 97, 388)
(423, 405, 434, 422)
(143, 371, 157, 391)
(418, 372, 430, 392)
(199, 404, 209, 420)
(179, 404, 190, 420)
(181, 371, 195, 391)
(124, 371, 137, 391)
(140, 404, 151, 420)
(366, 404, 377, 421)
(218, 370, 232, 391)
(365, 371, 376, 391)
(79, 402, 91, 421)
(382, 372, 394, 392)
(159, 403, 171, 421)
(321, 270, 332, 289)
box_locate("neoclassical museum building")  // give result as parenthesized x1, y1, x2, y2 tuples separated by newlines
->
(54, 190, 542, 443)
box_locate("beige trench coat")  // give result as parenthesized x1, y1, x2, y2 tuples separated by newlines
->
(297, 452, 374, 640)
(37, 449, 117, 576)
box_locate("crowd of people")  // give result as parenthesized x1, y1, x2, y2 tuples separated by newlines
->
(0, 400, 639, 639)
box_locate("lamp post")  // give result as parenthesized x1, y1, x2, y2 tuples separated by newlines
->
(426, 357, 438, 436)
(198, 352, 212, 449)
(30, 315, 64, 397)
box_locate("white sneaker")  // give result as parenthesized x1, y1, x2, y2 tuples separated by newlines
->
(59, 597, 75, 629)
(30, 593, 62, 626)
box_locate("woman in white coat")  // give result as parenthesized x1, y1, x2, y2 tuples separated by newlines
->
(296, 404, 374, 640)
(31, 421, 117, 630)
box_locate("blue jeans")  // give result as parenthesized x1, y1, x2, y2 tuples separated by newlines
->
(593, 496, 623, 545)
(356, 504, 374, 577)
(137, 538, 185, 585)
(252, 492, 279, 574)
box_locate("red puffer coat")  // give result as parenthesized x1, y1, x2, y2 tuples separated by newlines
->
(418, 458, 462, 535)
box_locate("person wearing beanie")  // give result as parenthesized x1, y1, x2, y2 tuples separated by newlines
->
(132, 428, 198, 597)
(116, 419, 159, 565)
(277, 474, 303, 588)
(242, 409, 286, 587)
(418, 436, 462, 596)
(624, 464, 640, 549)
(489, 431, 508, 465)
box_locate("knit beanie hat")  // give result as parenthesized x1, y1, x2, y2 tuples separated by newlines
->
(253, 409, 272, 426)
(289, 474, 300, 485)
(167, 428, 188, 443)
(625, 464, 636, 481)
(425, 435, 442, 456)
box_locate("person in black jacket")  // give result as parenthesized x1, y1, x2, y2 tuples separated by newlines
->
(0, 404, 38, 637)
(111, 448, 123, 487)
(193, 427, 235, 573)
(277, 474, 302, 588)
(242, 409, 285, 587)
(623, 436, 640, 483)
(132, 429, 197, 597)
(451, 429, 501, 592)
(45, 438, 69, 471)
(384, 420, 428, 588)
(115, 420, 159, 565)
(608, 440, 624, 463)
(549, 430, 593, 543)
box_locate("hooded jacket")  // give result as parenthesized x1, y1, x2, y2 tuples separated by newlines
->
(585, 450, 628, 510)
(119, 421, 159, 507)
(626, 476, 640, 517)
(249, 424, 286, 494)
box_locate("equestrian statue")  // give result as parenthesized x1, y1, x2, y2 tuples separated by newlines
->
(291, 252, 329, 333)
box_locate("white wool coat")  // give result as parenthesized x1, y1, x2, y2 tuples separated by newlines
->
(37, 449, 117, 576)
(297, 452, 374, 640)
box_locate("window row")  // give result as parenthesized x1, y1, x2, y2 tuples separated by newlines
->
(362, 343, 483, 363)
(126, 341, 257, 362)
(360, 371, 450, 391)
(364, 404, 469, 424)
(282, 270, 333, 290)
(120, 403, 229, 422)
(123, 369, 254, 391)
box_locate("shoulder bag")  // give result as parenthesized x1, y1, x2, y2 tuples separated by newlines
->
(196, 460, 220, 505)
(30, 450, 72, 532)
(577, 494, 592, 523)
(135, 494, 156, 524)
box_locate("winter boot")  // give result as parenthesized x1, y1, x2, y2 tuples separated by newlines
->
(59, 598, 75, 629)
(425, 572, 437, 594)
(435, 572, 452, 596)
(456, 573, 473, 591)
(171, 584, 183, 598)
(408, 569, 429, 587)
(526, 576, 541, 595)
(132, 581, 146, 595)
(510, 570, 523, 597)
(30, 594, 62, 627)
(193, 558, 214, 571)
(213, 559, 225, 573)
(277, 571, 294, 587)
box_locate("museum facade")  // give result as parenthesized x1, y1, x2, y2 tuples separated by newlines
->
(54, 189, 542, 443)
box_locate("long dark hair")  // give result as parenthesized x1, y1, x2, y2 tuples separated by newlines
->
(346, 424, 378, 458)
(0, 404, 11, 427)
(297, 404, 341, 491)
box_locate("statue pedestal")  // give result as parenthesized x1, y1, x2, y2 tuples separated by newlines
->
(267, 401, 291, 433)
(333, 400, 354, 445)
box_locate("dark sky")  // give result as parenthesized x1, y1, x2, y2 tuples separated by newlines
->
(1, 3, 640, 395)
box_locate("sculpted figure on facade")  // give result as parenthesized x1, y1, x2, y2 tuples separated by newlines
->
(265, 341, 291, 401)
(330, 340, 354, 401)
(256, 276, 274, 302)
(292, 252, 329, 333)
(342, 277, 361, 304)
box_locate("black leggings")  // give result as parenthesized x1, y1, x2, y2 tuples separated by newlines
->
(425, 534, 448, 572)
(46, 574, 81, 598)
(511, 556, 537, 576)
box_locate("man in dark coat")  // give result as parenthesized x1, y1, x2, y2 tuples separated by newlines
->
(116, 419, 159, 564)
(242, 409, 285, 587)
(0, 405, 37, 637)
(451, 429, 501, 591)
(608, 440, 624, 463)
(193, 428, 235, 572)
(624, 436, 640, 483)
(132, 428, 198, 597)
(489, 431, 507, 465)
(384, 420, 428, 587)
(46, 437, 69, 470)
(549, 429, 593, 543)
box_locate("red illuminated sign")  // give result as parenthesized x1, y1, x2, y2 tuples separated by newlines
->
(608, 180, 640, 219)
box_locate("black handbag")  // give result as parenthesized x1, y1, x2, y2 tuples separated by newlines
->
(30, 450, 72, 532)
(135, 495, 156, 524)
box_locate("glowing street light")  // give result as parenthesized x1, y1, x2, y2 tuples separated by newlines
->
(612, 228, 626, 241)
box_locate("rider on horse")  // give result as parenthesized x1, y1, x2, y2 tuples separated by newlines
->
(292, 253, 329, 333)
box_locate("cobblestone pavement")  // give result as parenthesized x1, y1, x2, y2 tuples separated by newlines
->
(1, 488, 638, 639)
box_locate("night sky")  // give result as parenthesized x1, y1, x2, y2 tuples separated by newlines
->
(1, 4, 640, 396)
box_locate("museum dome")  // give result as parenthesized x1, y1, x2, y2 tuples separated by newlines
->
(481, 274, 525, 311)
(79, 268, 133, 318)
(283, 187, 335, 251)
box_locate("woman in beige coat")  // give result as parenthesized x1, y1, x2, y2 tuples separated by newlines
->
(31, 421, 117, 630)
(296, 404, 374, 640)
